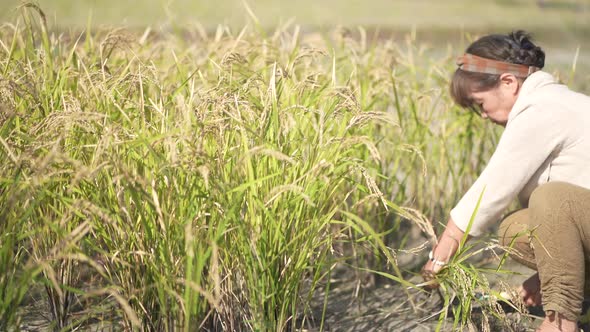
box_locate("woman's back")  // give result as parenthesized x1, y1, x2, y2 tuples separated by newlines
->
(512, 71, 590, 204)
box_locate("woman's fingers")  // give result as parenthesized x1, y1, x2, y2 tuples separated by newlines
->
(534, 291, 542, 306)
(524, 295, 539, 306)
(420, 265, 440, 289)
(518, 280, 543, 307)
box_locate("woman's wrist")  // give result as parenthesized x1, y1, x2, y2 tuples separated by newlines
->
(433, 219, 463, 261)
(428, 249, 448, 267)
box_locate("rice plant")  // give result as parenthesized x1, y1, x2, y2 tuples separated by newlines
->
(0, 3, 530, 331)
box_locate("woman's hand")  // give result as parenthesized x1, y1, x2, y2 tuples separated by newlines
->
(421, 218, 466, 289)
(420, 259, 444, 289)
(519, 272, 542, 306)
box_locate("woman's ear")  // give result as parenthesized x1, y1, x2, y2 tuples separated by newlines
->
(499, 73, 520, 95)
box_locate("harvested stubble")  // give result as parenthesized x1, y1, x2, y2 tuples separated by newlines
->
(0, 4, 513, 332)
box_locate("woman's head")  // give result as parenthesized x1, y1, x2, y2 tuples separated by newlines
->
(451, 31, 545, 124)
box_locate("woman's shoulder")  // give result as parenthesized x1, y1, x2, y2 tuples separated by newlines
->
(516, 73, 590, 116)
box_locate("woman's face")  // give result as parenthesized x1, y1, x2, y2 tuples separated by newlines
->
(469, 74, 521, 127)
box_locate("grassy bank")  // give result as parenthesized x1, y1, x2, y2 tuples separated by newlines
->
(1, 0, 589, 30)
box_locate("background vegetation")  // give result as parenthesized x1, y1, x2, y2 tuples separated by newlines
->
(0, 0, 589, 30)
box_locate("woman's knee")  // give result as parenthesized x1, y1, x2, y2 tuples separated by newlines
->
(498, 209, 529, 247)
(497, 209, 537, 269)
(529, 181, 574, 212)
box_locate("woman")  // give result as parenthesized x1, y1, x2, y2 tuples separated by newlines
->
(422, 31, 590, 332)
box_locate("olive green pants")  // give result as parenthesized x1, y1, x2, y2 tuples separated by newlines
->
(498, 182, 590, 321)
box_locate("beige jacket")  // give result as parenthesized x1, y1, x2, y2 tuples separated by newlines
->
(451, 71, 590, 236)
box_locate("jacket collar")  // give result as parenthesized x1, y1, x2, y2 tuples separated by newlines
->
(508, 71, 557, 123)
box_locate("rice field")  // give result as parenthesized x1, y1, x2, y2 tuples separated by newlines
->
(1, 2, 589, 331)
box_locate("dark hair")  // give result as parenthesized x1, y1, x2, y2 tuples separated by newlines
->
(450, 30, 545, 108)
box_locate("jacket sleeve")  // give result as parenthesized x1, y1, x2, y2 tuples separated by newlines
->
(450, 106, 564, 236)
